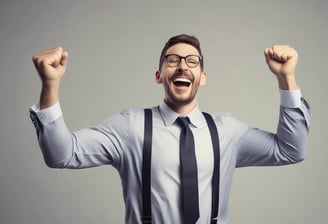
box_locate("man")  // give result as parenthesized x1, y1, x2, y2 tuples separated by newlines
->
(30, 34, 310, 224)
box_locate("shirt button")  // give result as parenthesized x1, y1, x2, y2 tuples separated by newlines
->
(38, 113, 45, 120)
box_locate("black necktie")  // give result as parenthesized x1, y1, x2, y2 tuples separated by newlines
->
(176, 117, 199, 224)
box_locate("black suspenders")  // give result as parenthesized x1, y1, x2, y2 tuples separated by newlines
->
(203, 112, 221, 224)
(142, 109, 220, 224)
(142, 108, 153, 224)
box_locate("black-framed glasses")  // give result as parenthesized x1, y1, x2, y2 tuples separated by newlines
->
(164, 54, 203, 68)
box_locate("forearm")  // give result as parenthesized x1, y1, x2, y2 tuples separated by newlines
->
(277, 74, 299, 90)
(39, 81, 60, 110)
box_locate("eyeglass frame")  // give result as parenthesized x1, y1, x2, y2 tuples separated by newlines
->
(163, 54, 203, 68)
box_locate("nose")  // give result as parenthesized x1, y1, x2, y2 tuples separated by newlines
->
(177, 58, 188, 70)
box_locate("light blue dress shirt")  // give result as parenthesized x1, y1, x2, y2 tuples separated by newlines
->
(30, 89, 310, 224)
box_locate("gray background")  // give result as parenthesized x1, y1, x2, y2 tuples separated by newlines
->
(0, 0, 327, 223)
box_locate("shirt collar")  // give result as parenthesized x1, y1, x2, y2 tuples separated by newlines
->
(158, 100, 205, 128)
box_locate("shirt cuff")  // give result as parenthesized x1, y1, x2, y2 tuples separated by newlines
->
(30, 102, 63, 125)
(280, 89, 302, 108)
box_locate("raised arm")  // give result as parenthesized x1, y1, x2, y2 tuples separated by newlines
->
(32, 47, 68, 109)
(30, 48, 126, 169)
(236, 46, 310, 167)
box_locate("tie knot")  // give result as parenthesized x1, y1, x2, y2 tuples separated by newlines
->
(176, 117, 191, 129)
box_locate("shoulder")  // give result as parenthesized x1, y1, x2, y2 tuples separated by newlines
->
(120, 107, 145, 118)
(208, 111, 235, 123)
(92, 107, 147, 141)
(101, 107, 145, 126)
(207, 112, 249, 133)
(101, 106, 161, 130)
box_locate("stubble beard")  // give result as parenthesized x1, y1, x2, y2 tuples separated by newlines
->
(164, 80, 200, 110)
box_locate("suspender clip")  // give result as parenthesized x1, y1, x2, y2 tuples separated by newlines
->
(141, 215, 152, 223)
(211, 216, 218, 224)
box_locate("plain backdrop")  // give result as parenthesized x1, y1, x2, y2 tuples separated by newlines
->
(0, 0, 327, 223)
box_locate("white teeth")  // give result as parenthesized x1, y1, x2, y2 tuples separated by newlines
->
(174, 78, 191, 83)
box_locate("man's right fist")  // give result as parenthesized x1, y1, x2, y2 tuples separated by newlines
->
(32, 47, 68, 83)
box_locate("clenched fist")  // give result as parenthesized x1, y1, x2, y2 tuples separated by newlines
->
(32, 47, 68, 109)
(32, 47, 68, 83)
(264, 45, 299, 90)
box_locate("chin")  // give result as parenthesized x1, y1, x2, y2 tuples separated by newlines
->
(172, 96, 195, 106)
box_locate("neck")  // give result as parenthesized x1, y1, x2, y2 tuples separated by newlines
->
(164, 99, 198, 116)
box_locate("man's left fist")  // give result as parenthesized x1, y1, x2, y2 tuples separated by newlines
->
(264, 45, 298, 78)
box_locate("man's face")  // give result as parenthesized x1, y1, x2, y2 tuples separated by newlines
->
(156, 43, 206, 110)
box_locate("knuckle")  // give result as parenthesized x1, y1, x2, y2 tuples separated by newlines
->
(32, 55, 40, 63)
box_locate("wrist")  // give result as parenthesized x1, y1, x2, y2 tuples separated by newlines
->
(41, 78, 61, 89)
(40, 81, 60, 110)
(277, 74, 299, 90)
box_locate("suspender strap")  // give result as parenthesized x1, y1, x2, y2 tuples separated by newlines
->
(202, 112, 220, 224)
(142, 109, 220, 224)
(142, 108, 153, 224)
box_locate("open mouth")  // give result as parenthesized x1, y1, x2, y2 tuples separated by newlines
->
(173, 78, 191, 87)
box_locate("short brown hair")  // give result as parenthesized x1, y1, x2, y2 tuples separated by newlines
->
(159, 34, 204, 70)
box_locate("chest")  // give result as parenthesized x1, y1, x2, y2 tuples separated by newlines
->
(151, 125, 214, 183)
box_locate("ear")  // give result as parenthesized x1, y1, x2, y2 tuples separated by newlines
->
(155, 70, 162, 84)
(200, 71, 207, 86)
